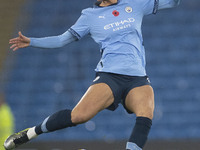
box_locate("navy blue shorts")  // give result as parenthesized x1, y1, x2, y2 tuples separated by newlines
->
(91, 72, 151, 114)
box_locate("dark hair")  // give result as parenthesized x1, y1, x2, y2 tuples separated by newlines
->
(95, 0, 112, 6)
(95, 1, 102, 6)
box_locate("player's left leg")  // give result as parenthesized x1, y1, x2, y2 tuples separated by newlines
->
(125, 85, 154, 150)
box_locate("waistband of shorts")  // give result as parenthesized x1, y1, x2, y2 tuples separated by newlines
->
(96, 71, 148, 78)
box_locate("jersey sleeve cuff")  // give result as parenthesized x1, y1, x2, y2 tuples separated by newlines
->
(29, 38, 34, 46)
(153, 0, 159, 14)
(68, 28, 81, 40)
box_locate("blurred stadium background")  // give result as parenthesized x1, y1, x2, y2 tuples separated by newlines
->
(0, 0, 200, 149)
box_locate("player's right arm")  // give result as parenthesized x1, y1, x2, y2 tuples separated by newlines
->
(10, 9, 90, 51)
(9, 30, 77, 51)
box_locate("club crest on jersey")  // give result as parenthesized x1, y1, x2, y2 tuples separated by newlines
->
(125, 6, 132, 13)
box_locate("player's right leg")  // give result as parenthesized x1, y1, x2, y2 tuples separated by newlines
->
(4, 83, 114, 150)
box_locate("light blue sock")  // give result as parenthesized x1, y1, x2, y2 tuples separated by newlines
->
(126, 142, 142, 150)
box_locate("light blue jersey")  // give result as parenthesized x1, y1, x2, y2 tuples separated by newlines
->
(30, 0, 180, 76)
(69, 0, 159, 76)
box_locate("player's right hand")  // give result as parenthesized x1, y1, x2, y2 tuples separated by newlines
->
(9, 31, 30, 51)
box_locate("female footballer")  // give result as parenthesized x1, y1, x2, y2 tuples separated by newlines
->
(4, 0, 180, 149)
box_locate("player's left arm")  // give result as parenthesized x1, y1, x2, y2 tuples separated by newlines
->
(158, 0, 181, 10)
(140, 0, 180, 15)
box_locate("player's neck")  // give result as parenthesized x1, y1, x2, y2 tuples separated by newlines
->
(100, 0, 118, 7)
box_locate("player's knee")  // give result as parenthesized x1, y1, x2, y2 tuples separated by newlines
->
(136, 106, 154, 120)
(136, 111, 154, 120)
(144, 97, 154, 119)
(136, 101, 154, 119)
(71, 112, 90, 124)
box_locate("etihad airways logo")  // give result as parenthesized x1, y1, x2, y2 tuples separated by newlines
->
(104, 18, 135, 31)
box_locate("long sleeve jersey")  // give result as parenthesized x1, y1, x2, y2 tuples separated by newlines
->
(30, 0, 180, 76)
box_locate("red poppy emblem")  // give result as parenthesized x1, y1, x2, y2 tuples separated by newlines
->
(112, 10, 119, 16)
